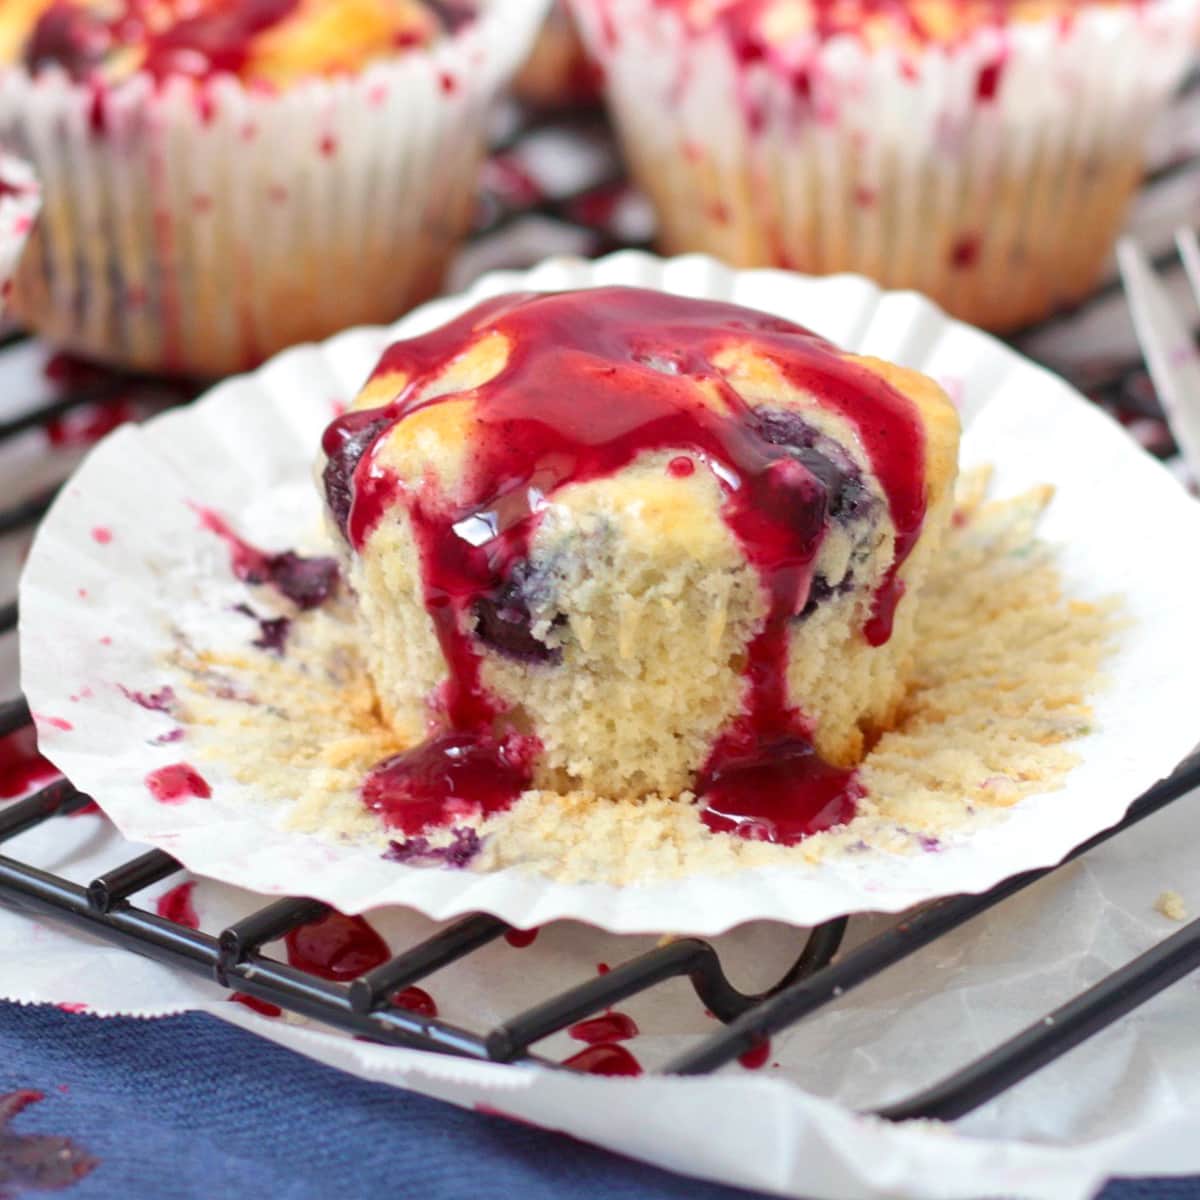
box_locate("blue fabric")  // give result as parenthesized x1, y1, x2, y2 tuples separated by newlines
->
(0, 1002, 1195, 1200)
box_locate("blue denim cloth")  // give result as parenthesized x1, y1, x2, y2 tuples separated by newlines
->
(0, 1002, 1195, 1200)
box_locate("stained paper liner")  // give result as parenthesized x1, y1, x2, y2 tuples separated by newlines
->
(0, 0, 548, 376)
(568, 0, 1199, 333)
(0, 151, 38, 308)
(19, 252, 1200, 935)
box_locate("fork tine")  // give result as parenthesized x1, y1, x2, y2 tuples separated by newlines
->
(1116, 236, 1200, 481)
(1176, 227, 1200, 311)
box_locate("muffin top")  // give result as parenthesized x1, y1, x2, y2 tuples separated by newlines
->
(2, 0, 476, 85)
(657, 0, 1135, 50)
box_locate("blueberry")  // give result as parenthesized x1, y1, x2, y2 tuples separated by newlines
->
(472, 561, 564, 665)
(321, 414, 390, 539)
(757, 410, 873, 523)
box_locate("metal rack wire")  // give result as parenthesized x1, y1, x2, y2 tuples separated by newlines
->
(2, 101, 1199, 1120)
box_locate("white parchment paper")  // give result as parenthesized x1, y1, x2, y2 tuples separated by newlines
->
(1, 786, 1199, 1200)
(17, 253, 1200, 933)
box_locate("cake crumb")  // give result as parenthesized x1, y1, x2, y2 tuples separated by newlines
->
(1155, 891, 1188, 922)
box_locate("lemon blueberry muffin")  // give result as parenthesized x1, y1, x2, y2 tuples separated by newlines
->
(319, 286, 959, 843)
(568, 0, 1200, 332)
(0, 0, 546, 374)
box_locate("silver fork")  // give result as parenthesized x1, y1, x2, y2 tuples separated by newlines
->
(1117, 230, 1200, 486)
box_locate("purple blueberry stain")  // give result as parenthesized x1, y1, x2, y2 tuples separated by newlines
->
(383, 825, 482, 868)
(0, 1089, 98, 1198)
(233, 604, 291, 655)
(120, 685, 176, 714)
(242, 552, 339, 611)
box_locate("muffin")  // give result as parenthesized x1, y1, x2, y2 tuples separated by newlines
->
(0, 150, 38, 307)
(567, 0, 1200, 333)
(320, 285, 959, 843)
(514, 2, 600, 107)
(0, 0, 547, 374)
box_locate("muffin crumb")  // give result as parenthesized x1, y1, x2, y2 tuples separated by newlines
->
(1155, 891, 1188, 922)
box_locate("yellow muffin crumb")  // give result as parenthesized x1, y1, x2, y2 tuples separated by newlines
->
(1155, 891, 1188, 922)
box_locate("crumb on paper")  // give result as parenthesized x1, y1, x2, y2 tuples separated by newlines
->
(169, 468, 1124, 886)
(1155, 891, 1188, 921)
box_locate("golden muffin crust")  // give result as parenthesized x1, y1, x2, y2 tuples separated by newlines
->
(4, 0, 465, 85)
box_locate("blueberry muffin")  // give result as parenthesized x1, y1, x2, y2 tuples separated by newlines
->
(0, 0, 545, 374)
(569, 0, 1199, 332)
(320, 286, 960, 842)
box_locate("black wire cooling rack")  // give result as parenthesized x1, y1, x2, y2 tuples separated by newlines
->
(2, 98, 1200, 1119)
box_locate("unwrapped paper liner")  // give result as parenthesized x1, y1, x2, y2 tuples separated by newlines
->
(19, 252, 1200, 935)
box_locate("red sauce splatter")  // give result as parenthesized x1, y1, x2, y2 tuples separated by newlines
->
(90, 526, 113, 543)
(285, 911, 389, 981)
(324, 289, 925, 846)
(0, 1090, 98, 1193)
(667, 455, 695, 478)
(156, 882, 199, 929)
(26, 0, 302, 83)
(950, 235, 980, 270)
(503, 926, 539, 948)
(229, 992, 282, 1017)
(562, 1043, 642, 1077)
(698, 723, 862, 843)
(0, 726, 59, 799)
(46, 400, 137, 448)
(394, 986, 437, 1017)
(145, 763, 210, 803)
(362, 730, 538, 835)
(33, 714, 73, 732)
(568, 1011, 639, 1044)
(596, 962, 611, 975)
(975, 54, 1006, 102)
(738, 1037, 771, 1070)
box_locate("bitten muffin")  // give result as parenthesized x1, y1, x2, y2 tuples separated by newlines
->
(568, 0, 1199, 333)
(319, 286, 959, 844)
(0, 0, 546, 374)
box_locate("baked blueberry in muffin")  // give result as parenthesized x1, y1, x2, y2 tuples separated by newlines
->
(320, 286, 960, 843)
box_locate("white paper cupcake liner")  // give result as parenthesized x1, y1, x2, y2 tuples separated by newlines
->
(0, 0, 549, 376)
(0, 150, 38, 309)
(568, 0, 1199, 333)
(19, 251, 1200, 934)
